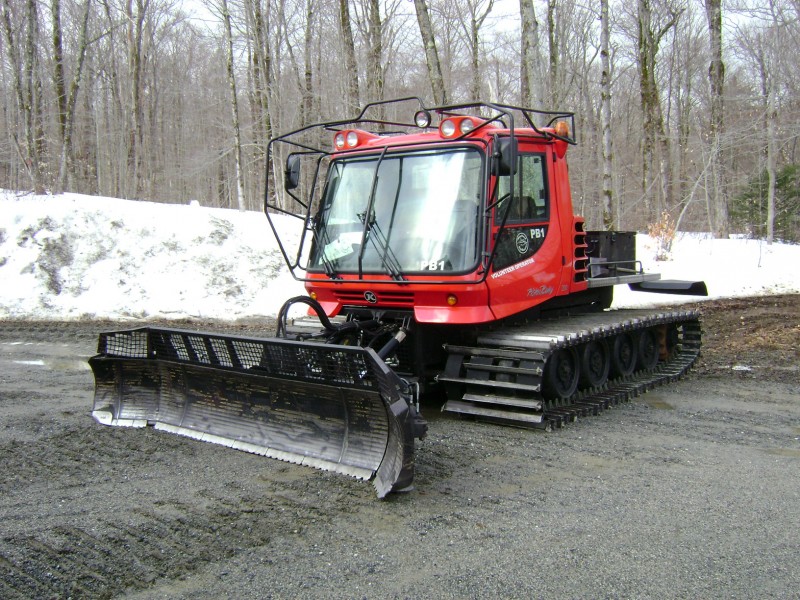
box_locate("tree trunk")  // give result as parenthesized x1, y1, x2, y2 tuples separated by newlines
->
(470, 16, 480, 101)
(52, 0, 92, 192)
(302, 0, 315, 126)
(338, 0, 359, 112)
(366, 0, 384, 121)
(98, 0, 125, 198)
(244, 0, 273, 212)
(600, 0, 614, 230)
(221, 0, 247, 211)
(248, 0, 273, 147)
(461, 0, 494, 102)
(765, 106, 776, 245)
(637, 0, 655, 219)
(636, 0, 679, 222)
(413, 0, 447, 105)
(704, 0, 728, 238)
(52, 0, 67, 170)
(757, 37, 777, 244)
(519, 0, 542, 107)
(124, 0, 147, 197)
(546, 0, 557, 108)
(2, 0, 45, 192)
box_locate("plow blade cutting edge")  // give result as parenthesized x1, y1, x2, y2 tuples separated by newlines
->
(88, 328, 424, 498)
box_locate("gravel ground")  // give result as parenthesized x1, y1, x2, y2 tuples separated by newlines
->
(0, 295, 798, 599)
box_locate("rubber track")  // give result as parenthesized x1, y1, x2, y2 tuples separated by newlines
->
(439, 309, 702, 429)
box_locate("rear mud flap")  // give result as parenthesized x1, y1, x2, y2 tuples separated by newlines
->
(89, 328, 425, 498)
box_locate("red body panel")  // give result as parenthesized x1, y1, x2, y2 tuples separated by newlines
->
(307, 275, 494, 324)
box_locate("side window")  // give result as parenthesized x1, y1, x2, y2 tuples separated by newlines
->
(492, 153, 550, 272)
(496, 154, 548, 222)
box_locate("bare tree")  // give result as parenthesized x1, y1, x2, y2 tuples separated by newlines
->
(453, 0, 494, 102)
(636, 0, 682, 221)
(366, 0, 383, 106)
(52, 0, 93, 192)
(338, 0, 359, 112)
(124, 0, 149, 197)
(245, 0, 273, 149)
(546, 0, 557, 108)
(302, 0, 316, 125)
(219, 0, 247, 211)
(600, 0, 614, 229)
(756, 33, 778, 245)
(413, 0, 447, 104)
(727, 0, 800, 242)
(740, 18, 779, 244)
(1, 0, 44, 192)
(704, 0, 728, 237)
(0, 0, 793, 249)
(664, 7, 703, 218)
(348, 0, 387, 121)
(519, 0, 542, 106)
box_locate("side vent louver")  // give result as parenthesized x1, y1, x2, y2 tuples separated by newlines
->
(573, 219, 588, 282)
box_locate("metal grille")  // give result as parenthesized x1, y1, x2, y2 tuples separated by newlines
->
(97, 328, 382, 389)
(333, 290, 415, 306)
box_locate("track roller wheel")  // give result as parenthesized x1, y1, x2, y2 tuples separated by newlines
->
(637, 328, 660, 370)
(579, 339, 610, 389)
(610, 332, 637, 378)
(543, 347, 580, 400)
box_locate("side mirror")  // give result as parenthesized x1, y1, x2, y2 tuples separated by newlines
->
(285, 154, 301, 190)
(492, 136, 518, 177)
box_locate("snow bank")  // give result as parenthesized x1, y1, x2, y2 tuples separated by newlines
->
(612, 232, 799, 308)
(0, 191, 305, 320)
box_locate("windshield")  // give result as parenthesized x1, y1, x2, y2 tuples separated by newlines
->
(310, 148, 484, 275)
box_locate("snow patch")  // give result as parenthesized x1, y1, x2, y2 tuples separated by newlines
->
(1, 190, 798, 321)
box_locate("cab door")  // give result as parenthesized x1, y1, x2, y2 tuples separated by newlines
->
(487, 147, 564, 319)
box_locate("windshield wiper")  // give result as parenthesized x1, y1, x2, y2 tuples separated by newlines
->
(307, 209, 342, 280)
(361, 217, 405, 281)
(356, 147, 406, 281)
(314, 228, 341, 279)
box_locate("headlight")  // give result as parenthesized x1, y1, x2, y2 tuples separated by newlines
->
(440, 119, 456, 137)
(414, 110, 432, 128)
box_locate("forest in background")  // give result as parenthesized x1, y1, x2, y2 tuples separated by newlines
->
(0, 0, 798, 241)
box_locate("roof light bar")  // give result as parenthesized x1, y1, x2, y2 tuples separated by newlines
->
(332, 129, 381, 151)
(438, 116, 485, 139)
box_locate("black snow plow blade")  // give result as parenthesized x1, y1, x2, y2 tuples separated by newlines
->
(89, 328, 426, 498)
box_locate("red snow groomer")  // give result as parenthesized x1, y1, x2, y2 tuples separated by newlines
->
(90, 99, 707, 497)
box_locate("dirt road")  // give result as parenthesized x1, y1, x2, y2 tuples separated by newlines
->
(1, 296, 798, 599)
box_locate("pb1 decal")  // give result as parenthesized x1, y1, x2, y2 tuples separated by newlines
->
(529, 225, 546, 240)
